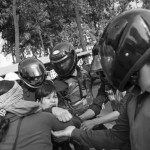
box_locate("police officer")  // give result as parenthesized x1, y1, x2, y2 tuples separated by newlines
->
(50, 42, 102, 121)
(18, 57, 47, 101)
(52, 9, 150, 150)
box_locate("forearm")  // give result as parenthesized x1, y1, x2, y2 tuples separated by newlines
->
(79, 109, 95, 121)
(71, 107, 130, 149)
(96, 111, 120, 125)
(72, 128, 127, 149)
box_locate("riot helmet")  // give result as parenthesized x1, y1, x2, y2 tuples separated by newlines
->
(99, 9, 150, 91)
(18, 57, 47, 88)
(50, 42, 78, 78)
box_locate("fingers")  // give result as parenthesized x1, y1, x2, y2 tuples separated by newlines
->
(80, 121, 94, 130)
(51, 126, 75, 137)
(80, 123, 88, 130)
(52, 107, 72, 122)
(56, 110, 72, 122)
(51, 130, 64, 137)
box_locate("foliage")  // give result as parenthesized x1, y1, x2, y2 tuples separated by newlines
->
(0, 0, 147, 62)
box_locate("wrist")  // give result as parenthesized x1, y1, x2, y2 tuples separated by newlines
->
(70, 126, 76, 137)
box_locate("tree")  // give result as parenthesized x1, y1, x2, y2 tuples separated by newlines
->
(74, 0, 87, 51)
(13, 0, 20, 62)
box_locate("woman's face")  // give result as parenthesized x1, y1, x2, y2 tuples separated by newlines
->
(138, 62, 150, 93)
(40, 92, 58, 110)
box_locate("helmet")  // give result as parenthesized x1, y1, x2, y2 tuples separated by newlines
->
(100, 9, 150, 92)
(50, 42, 78, 77)
(18, 57, 47, 88)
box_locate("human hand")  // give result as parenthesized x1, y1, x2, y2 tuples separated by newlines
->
(107, 90, 115, 101)
(52, 126, 76, 137)
(52, 107, 72, 122)
(80, 120, 96, 130)
(52, 134, 70, 143)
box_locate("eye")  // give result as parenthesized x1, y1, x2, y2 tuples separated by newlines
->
(53, 94, 58, 98)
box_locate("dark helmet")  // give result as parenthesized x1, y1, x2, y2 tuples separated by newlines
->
(18, 57, 47, 88)
(99, 9, 150, 92)
(50, 42, 78, 78)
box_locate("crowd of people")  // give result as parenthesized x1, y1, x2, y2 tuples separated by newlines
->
(0, 8, 150, 150)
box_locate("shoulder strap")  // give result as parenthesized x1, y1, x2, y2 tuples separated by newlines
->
(12, 117, 24, 150)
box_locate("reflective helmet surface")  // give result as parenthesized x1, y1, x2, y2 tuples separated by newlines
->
(50, 42, 78, 77)
(18, 57, 47, 88)
(100, 9, 150, 91)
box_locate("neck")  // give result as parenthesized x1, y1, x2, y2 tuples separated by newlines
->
(72, 69, 77, 76)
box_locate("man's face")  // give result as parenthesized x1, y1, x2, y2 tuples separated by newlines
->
(138, 62, 150, 92)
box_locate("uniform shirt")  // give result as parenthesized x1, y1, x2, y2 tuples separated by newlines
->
(54, 66, 100, 116)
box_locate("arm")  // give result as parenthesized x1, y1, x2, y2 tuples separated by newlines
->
(79, 83, 108, 121)
(52, 94, 133, 149)
(79, 90, 108, 121)
(79, 94, 107, 121)
(71, 94, 132, 149)
(80, 111, 120, 130)
(79, 109, 95, 121)
(73, 106, 130, 149)
(96, 110, 120, 124)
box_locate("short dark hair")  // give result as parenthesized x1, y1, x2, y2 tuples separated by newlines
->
(35, 80, 56, 101)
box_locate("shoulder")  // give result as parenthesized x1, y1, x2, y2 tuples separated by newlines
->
(24, 112, 56, 123)
(53, 78, 68, 92)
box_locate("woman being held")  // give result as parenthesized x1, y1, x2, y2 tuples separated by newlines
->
(35, 80, 88, 150)
(35, 80, 81, 127)
(0, 80, 79, 150)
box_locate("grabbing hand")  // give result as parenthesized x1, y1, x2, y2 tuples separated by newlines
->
(52, 126, 76, 137)
(52, 107, 72, 122)
(80, 120, 96, 130)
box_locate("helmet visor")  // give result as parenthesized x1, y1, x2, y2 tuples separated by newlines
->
(19, 61, 46, 88)
(52, 54, 76, 77)
(26, 76, 44, 86)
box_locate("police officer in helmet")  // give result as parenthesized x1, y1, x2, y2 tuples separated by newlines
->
(50, 42, 102, 121)
(18, 57, 47, 101)
(52, 9, 150, 150)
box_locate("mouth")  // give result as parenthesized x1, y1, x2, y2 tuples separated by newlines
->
(50, 103, 57, 107)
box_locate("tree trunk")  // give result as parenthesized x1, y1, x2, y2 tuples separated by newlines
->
(74, 0, 87, 52)
(13, 0, 20, 63)
(38, 30, 45, 57)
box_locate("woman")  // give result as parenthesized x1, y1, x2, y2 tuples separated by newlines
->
(0, 80, 80, 150)
(35, 80, 81, 126)
(35, 80, 59, 110)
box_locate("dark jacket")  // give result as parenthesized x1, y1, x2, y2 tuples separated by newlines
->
(0, 112, 79, 150)
(71, 91, 150, 150)
(54, 66, 101, 116)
